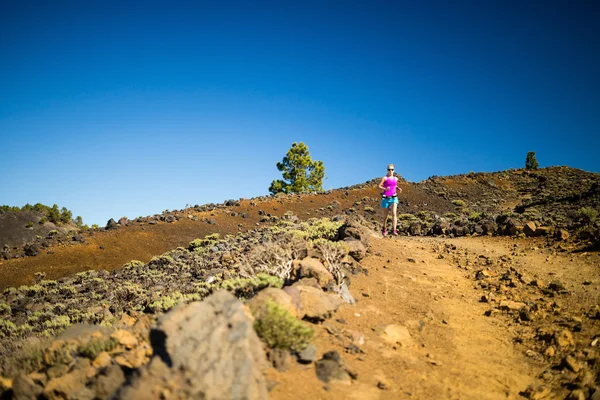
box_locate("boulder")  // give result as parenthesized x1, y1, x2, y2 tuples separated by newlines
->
(523, 221, 537, 237)
(24, 244, 39, 257)
(119, 291, 268, 400)
(12, 373, 43, 400)
(555, 228, 570, 241)
(296, 285, 342, 321)
(246, 288, 297, 318)
(315, 351, 357, 384)
(293, 258, 334, 288)
(43, 369, 90, 400)
(105, 219, 119, 230)
(376, 324, 414, 347)
(343, 238, 366, 261)
(409, 222, 422, 236)
(534, 226, 552, 236)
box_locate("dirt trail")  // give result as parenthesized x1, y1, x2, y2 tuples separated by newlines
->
(270, 236, 550, 399)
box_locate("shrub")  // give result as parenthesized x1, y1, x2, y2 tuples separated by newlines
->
(245, 236, 305, 280)
(254, 300, 313, 352)
(149, 291, 185, 313)
(468, 212, 482, 222)
(577, 207, 599, 225)
(78, 336, 118, 359)
(452, 199, 466, 207)
(220, 273, 283, 298)
(43, 315, 71, 331)
(188, 233, 221, 252)
(295, 218, 342, 241)
(0, 319, 17, 338)
(26, 221, 34, 228)
(312, 239, 348, 289)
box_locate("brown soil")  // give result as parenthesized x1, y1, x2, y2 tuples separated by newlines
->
(268, 235, 600, 399)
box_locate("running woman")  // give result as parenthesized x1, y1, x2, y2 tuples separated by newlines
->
(378, 164, 401, 236)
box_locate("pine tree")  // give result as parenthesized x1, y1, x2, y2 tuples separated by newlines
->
(269, 142, 325, 194)
(525, 151, 539, 170)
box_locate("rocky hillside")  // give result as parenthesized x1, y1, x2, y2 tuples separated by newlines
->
(0, 166, 599, 399)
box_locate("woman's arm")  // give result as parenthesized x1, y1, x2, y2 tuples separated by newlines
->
(395, 177, 402, 193)
(378, 177, 387, 192)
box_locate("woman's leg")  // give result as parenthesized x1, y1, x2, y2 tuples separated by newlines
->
(382, 207, 390, 233)
(391, 202, 398, 232)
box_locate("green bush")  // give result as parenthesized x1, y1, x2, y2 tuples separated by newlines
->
(451, 199, 466, 208)
(78, 337, 118, 359)
(188, 233, 221, 252)
(293, 218, 342, 241)
(254, 300, 313, 352)
(577, 207, 598, 225)
(25, 221, 33, 228)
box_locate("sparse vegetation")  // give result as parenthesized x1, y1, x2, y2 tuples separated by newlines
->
(577, 207, 598, 225)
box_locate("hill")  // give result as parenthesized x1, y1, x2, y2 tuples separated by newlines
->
(0, 166, 598, 399)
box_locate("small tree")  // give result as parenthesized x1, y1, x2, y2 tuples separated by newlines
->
(525, 151, 539, 170)
(269, 142, 325, 194)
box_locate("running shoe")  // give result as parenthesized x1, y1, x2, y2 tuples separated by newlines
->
(382, 228, 387, 236)
(392, 230, 398, 236)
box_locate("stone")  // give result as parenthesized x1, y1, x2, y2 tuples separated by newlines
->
(535, 226, 552, 236)
(246, 288, 297, 318)
(339, 283, 356, 305)
(554, 330, 575, 348)
(93, 352, 112, 369)
(315, 351, 356, 384)
(296, 285, 342, 321)
(119, 291, 268, 400)
(24, 244, 39, 257)
(297, 344, 317, 364)
(12, 373, 43, 400)
(343, 238, 366, 261)
(524, 221, 537, 237)
(377, 324, 414, 347)
(294, 258, 334, 288)
(105, 218, 119, 230)
(498, 300, 526, 312)
(563, 355, 582, 373)
(44, 369, 88, 400)
(0, 376, 12, 392)
(521, 384, 551, 399)
(111, 329, 138, 349)
(555, 228, 570, 241)
(567, 390, 586, 400)
(544, 346, 556, 357)
(92, 364, 125, 399)
(282, 286, 303, 317)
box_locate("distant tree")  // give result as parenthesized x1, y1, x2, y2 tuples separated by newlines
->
(75, 216, 83, 227)
(269, 142, 325, 194)
(525, 152, 539, 170)
(60, 207, 72, 223)
(47, 204, 61, 224)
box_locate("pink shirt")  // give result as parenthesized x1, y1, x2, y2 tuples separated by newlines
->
(383, 176, 397, 197)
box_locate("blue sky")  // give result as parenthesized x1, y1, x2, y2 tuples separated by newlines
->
(1, 0, 598, 226)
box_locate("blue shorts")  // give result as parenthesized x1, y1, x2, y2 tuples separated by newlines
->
(381, 196, 399, 208)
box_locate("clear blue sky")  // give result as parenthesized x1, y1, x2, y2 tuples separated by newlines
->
(1, 0, 598, 226)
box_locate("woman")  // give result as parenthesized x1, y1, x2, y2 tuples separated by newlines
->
(378, 164, 401, 236)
